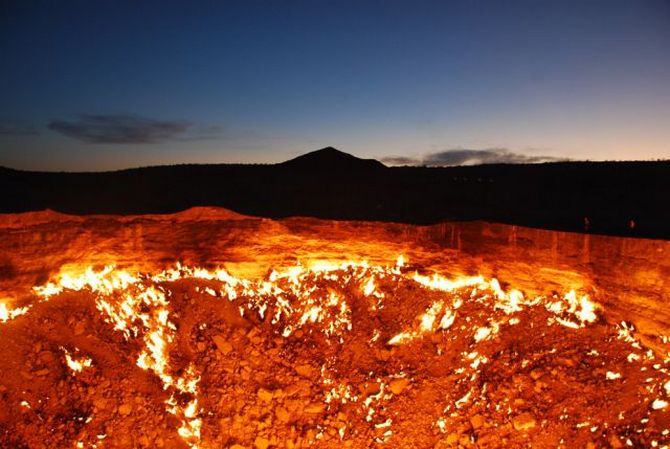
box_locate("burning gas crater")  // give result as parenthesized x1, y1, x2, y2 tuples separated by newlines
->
(3, 256, 670, 448)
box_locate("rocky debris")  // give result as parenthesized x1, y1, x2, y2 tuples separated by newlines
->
(608, 434, 625, 448)
(294, 364, 317, 379)
(254, 435, 272, 449)
(118, 402, 133, 416)
(469, 414, 485, 430)
(257, 388, 274, 403)
(389, 378, 410, 395)
(213, 335, 233, 355)
(511, 413, 536, 431)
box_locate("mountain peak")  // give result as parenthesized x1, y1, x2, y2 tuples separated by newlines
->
(280, 147, 386, 171)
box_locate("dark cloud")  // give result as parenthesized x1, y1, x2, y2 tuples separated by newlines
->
(48, 114, 192, 144)
(382, 148, 567, 166)
(0, 121, 39, 136)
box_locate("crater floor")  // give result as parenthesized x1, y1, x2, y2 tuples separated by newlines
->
(1, 208, 670, 449)
(2, 258, 670, 449)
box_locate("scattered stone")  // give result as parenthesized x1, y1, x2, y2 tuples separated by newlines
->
(304, 403, 325, 414)
(445, 432, 460, 444)
(257, 388, 273, 403)
(360, 382, 381, 397)
(213, 335, 233, 355)
(294, 364, 316, 378)
(512, 412, 536, 431)
(93, 397, 107, 410)
(38, 351, 55, 363)
(608, 434, 624, 448)
(275, 406, 290, 422)
(254, 436, 270, 449)
(118, 403, 133, 416)
(470, 414, 485, 430)
(389, 378, 410, 395)
(74, 320, 87, 336)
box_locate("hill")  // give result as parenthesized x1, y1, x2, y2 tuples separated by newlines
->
(279, 146, 387, 171)
(2, 147, 670, 238)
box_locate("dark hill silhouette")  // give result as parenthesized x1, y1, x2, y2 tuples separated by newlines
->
(279, 147, 387, 172)
(2, 147, 669, 239)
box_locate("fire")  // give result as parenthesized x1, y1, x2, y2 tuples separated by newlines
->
(3, 255, 670, 448)
(62, 347, 93, 374)
(0, 300, 30, 322)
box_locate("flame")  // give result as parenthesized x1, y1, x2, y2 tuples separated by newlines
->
(0, 301, 30, 322)
(652, 399, 668, 410)
(8, 255, 612, 448)
(62, 347, 93, 374)
(387, 273, 598, 348)
(545, 290, 599, 328)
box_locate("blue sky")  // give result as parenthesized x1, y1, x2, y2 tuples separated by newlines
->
(1, 0, 669, 170)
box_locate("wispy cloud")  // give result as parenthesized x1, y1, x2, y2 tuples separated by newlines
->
(178, 125, 224, 142)
(48, 114, 194, 144)
(379, 156, 419, 166)
(0, 121, 39, 136)
(382, 148, 567, 166)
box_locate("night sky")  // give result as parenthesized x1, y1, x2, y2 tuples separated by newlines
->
(1, 0, 669, 171)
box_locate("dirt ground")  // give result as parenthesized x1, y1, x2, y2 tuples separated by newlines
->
(2, 255, 670, 449)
